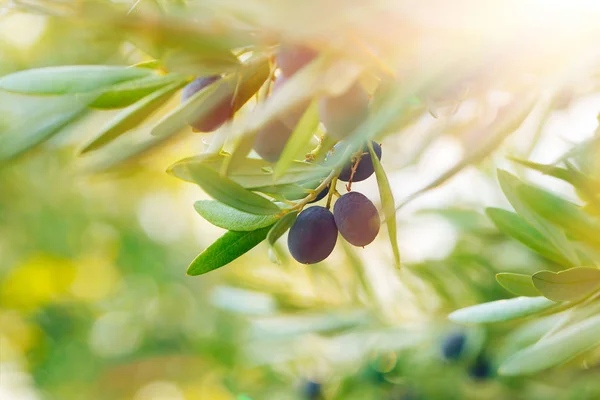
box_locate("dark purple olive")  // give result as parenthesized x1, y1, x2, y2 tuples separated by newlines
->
(181, 76, 233, 132)
(253, 118, 294, 163)
(333, 192, 379, 247)
(469, 354, 493, 380)
(318, 82, 369, 140)
(288, 206, 338, 264)
(276, 45, 318, 77)
(441, 332, 467, 361)
(337, 141, 382, 182)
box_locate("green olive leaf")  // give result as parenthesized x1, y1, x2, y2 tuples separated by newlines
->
(369, 141, 400, 268)
(187, 225, 273, 276)
(449, 297, 557, 324)
(0, 65, 151, 95)
(194, 200, 279, 231)
(81, 80, 185, 153)
(267, 212, 298, 245)
(185, 163, 281, 215)
(532, 267, 600, 302)
(486, 207, 571, 266)
(496, 273, 540, 297)
(273, 100, 319, 179)
(498, 170, 580, 266)
(499, 314, 600, 376)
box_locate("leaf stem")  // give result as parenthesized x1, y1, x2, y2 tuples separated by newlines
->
(326, 176, 338, 209)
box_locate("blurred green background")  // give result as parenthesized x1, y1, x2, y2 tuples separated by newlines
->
(3, 4, 600, 400)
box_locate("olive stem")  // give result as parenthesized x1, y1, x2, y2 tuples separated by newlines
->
(289, 169, 339, 213)
(326, 176, 338, 209)
(346, 145, 366, 191)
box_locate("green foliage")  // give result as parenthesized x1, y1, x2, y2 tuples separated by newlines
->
(499, 314, 600, 375)
(267, 211, 298, 245)
(5, 0, 600, 393)
(0, 65, 151, 95)
(81, 80, 185, 152)
(272, 100, 319, 179)
(185, 163, 282, 215)
(187, 225, 273, 276)
(486, 207, 570, 266)
(194, 200, 280, 231)
(532, 268, 600, 302)
(495, 273, 540, 297)
(449, 297, 557, 324)
(0, 92, 95, 161)
(368, 141, 400, 268)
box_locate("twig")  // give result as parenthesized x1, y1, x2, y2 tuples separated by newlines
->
(326, 177, 338, 209)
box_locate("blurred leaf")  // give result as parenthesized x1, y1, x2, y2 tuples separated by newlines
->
(499, 314, 600, 375)
(80, 81, 184, 153)
(105, 11, 250, 66)
(161, 48, 240, 76)
(90, 74, 185, 109)
(234, 56, 364, 139)
(187, 225, 273, 276)
(498, 170, 579, 265)
(186, 163, 281, 215)
(517, 184, 600, 249)
(194, 200, 279, 231)
(508, 157, 585, 187)
(168, 153, 329, 189)
(267, 212, 298, 245)
(499, 314, 566, 360)
(0, 93, 96, 161)
(273, 101, 319, 179)
(532, 267, 600, 302)
(253, 183, 308, 201)
(0, 66, 151, 95)
(394, 95, 537, 211)
(496, 273, 540, 297)
(486, 207, 570, 266)
(248, 310, 369, 340)
(221, 130, 257, 175)
(369, 141, 400, 268)
(449, 297, 556, 324)
(151, 56, 269, 138)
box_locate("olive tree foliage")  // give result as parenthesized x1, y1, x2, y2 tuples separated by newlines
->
(3, 0, 600, 378)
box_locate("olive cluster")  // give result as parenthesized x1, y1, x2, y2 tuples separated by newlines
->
(181, 45, 382, 265)
(287, 141, 382, 264)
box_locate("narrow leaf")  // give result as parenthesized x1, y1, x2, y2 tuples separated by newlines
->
(194, 200, 278, 231)
(267, 212, 298, 245)
(517, 184, 600, 249)
(168, 153, 329, 190)
(486, 207, 570, 266)
(90, 74, 184, 109)
(0, 93, 96, 161)
(532, 267, 600, 302)
(449, 297, 557, 324)
(369, 141, 400, 268)
(186, 163, 281, 215)
(81, 81, 184, 153)
(273, 101, 319, 179)
(0, 65, 151, 95)
(187, 225, 273, 276)
(498, 170, 579, 265)
(496, 273, 540, 297)
(499, 314, 600, 375)
(508, 157, 586, 187)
